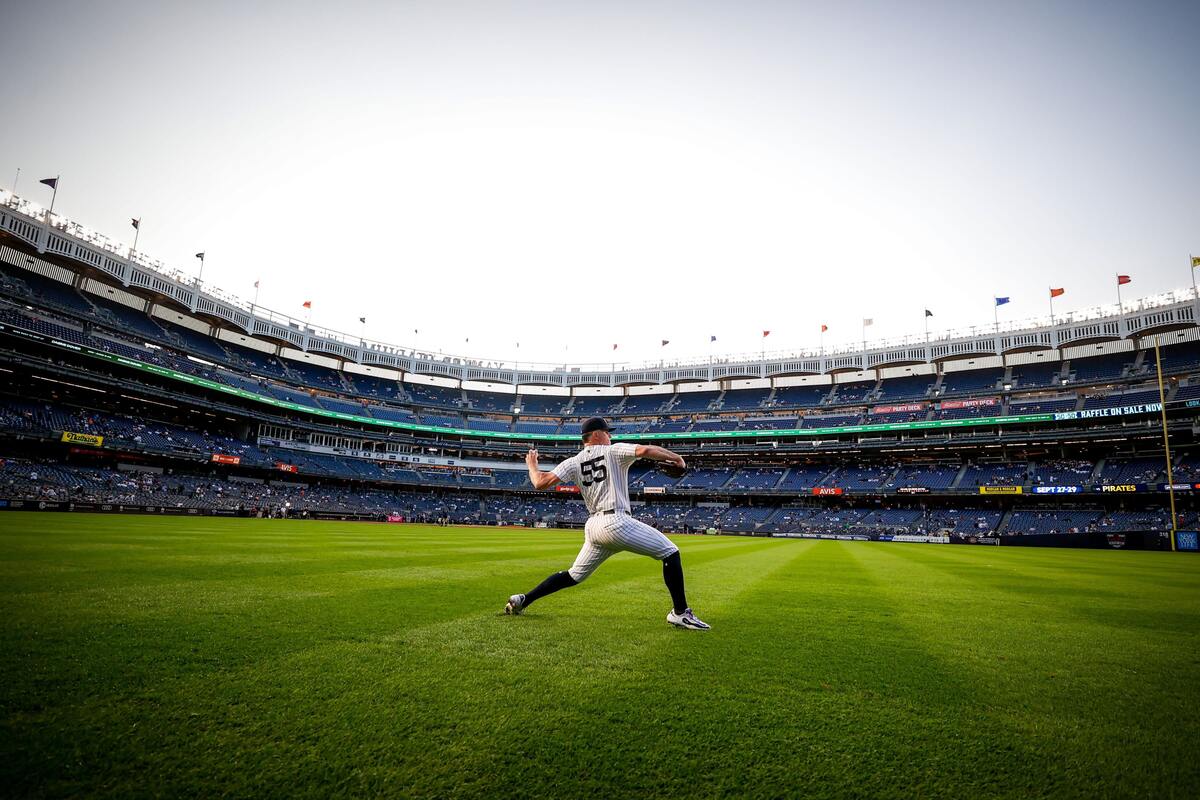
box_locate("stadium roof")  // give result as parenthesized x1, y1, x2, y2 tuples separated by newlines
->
(3, 188, 1197, 387)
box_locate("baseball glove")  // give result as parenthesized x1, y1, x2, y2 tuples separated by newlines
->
(659, 462, 688, 479)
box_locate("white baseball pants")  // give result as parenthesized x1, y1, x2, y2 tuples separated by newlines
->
(568, 512, 679, 583)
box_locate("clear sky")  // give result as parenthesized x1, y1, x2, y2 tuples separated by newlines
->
(2, 0, 1197, 369)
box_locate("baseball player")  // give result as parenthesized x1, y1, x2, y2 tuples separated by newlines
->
(504, 417, 710, 630)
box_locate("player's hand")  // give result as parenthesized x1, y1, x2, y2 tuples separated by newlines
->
(525, 449, 539, 469)
(674, 456, 686, 471)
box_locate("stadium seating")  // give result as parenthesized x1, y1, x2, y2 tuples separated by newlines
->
(720, 388, 771, 410)
(939, 368, 1003, 395)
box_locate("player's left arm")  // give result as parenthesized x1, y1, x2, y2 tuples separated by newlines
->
(526, 449, 563, 490)
(634, 444, 686, 470)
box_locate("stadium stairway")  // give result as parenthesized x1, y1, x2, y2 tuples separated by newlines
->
(948, 463, 971, 490)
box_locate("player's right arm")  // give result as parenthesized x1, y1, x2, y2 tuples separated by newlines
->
(526, 448, 564, 490)
(634, 444, 686, 471)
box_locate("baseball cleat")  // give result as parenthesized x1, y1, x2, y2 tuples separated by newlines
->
(504, 593, 526, 616)
(667, 608, 710, 630)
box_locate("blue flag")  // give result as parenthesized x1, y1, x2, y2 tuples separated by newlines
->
(995, 297, 1010, 306)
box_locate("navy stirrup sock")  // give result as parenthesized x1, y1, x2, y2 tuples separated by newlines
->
(662, 551, 688, 614)
(523, 570, 577, 607)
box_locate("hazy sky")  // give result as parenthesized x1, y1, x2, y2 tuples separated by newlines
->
(2, 0, 1198, 368)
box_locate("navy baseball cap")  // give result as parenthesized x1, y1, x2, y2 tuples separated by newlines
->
(581, 417, 613, 437)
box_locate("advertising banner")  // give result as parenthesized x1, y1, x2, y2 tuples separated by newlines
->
(61, 431, 103, 447)
(871, 403, 926, 415)
(1175, 531, 1199, 551)
(1031, 485, 1081, 494)
(812, 487, 844, 496)
(1094, 484, 1139, 494)
(1054, 403, 1162, 421)
(890, 534, 951, 544)
(896, 486, 930, 494)
(554, 485, 581, 494)
(979, 486, 1022, 495)
(386, 514, 405, 523)
(275, 462, 299, 473)
(940, 398, 998, 410)
(211, 453, 241, 465)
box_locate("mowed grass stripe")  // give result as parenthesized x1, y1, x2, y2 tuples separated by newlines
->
(1, 514, 1198, 799)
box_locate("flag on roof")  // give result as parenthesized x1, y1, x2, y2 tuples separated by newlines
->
(253, 280, 260, 289)
(39, 177, 57, 189)
(131, 218, 140, 230)
(820, 324, 828, 333)
(661, 339, 669, 347)
(195, 252, 205, 260)
(359, 316, 366, 324)
(862, 318, 873, 327)
(302, 300, 312, 309)
(1050, 287, 1065, 298)
(762, 330, 770, 338)
(612, 344, 618, 351)
(1117, 274, 1131, 285)
(1192, 256, 1200, 268)
(925, 309, 933, 317)
(995, 297, 1010, 306)
(710, 335, 717, 342)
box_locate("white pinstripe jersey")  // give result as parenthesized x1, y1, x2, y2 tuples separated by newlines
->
(551, 442, 639, 515)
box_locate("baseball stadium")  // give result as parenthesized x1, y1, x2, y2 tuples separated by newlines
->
(3, 2, 1199, 799)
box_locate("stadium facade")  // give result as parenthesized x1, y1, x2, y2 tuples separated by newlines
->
(1, 189, 1198, 550)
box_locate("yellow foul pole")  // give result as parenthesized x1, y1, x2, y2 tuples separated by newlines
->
(1153, 337, 1177, 551)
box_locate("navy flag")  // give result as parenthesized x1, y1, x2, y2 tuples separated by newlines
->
(39, 177, 58, 189)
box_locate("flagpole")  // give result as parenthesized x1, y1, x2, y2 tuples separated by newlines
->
(993, 299, 999, 333)
(11, 167, 19, 194)
(131, 220, 141, 256)
(1116, 274, 1125, 315)
(923, 312, 929, 342)
(251, 281, 261, 313)
(48, 175, 59, 216)
(1049, 288, 1055, 325)
(1190, 255, 1197, 302)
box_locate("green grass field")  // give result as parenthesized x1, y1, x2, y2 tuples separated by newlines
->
(1, 513, 1198, 799)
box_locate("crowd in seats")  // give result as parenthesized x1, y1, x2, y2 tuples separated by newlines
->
(725, 468, 786, 490)
(1030, 460, 1096, 485)
(939, 369, 1002, 395)
(873, 375, 934, 402)
(1082, 387, 1160, 410)
(802, 413, 862, 428)
(885, 464, 959, 490)
(960, 462, 1027, 487)
(830, 381, 875, 404)
(1010, 362, 1064, 389)
(721, 388, 771, 410)
(768, 386, 830, 408)
(666, 392, 716, 414)
(1005, 510, 1101, 535)
(1008, 396, 1078, 414)
(1068, 353, 1131, 384)
(934, 402, 999, 420)
(826, 464, 895, 491)
(1097, 458, 1162, 485)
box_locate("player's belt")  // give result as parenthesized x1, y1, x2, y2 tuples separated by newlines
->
(595, 509, 616, 516)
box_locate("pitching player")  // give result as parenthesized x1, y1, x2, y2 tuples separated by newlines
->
(504, 417, 710, 630)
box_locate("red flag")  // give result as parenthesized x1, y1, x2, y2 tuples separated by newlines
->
(302, 300, 312, 309)
(820, 324, 828, 333)
(1050, 287, 1065, 298)
(762, 330, 771, 338)
(1117, 275, 1131, 286)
